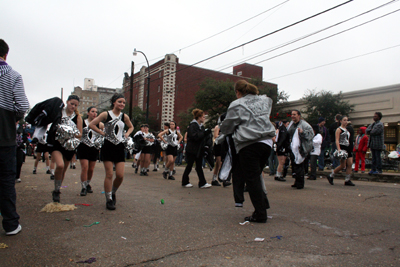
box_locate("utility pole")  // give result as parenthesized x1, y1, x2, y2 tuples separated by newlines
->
(129, 61, 134, 120)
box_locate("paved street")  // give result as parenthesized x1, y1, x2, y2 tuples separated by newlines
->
(1, 156, 399, 266)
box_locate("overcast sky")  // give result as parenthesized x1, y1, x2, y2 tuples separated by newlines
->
(2, 0, 400, 107)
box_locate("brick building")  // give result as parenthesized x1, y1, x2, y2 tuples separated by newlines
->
(123, 54, 277, 130)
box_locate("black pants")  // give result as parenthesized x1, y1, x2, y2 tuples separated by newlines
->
(232, 150, 245, 204)
(0, 146, 20, 232)
(309, 155, 318, 179)
(236, 143, 271, 219)
(303, 155, 310, 174)
(290, 152, 305, 188)
(16, 149, 25, 179)
(182, 152, 207, 187)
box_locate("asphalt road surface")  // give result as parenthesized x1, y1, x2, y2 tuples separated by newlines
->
(1, 157, 399, 266)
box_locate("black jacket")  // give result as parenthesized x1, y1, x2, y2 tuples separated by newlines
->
(186, 120, 205, 157)
(26, 97, 64, 127)
(276, 124, 290, 153)
(320, 126, 330, 149)
(328, 122, 339, 144)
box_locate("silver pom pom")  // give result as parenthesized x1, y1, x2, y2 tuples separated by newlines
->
(63, 138, 81, 151)
(55, 117, 80, 150)
(333, 150, 348, 159)
(123, 137, 135, 155)
(160, 141, 168, 150)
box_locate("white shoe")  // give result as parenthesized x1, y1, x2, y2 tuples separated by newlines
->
(200, 183, 212, 189)
(183, 183, 193, 188)
(6, 224, 22, 235)
(16, 178, 21, 183)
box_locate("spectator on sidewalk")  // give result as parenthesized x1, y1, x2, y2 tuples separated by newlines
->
(0, 39, 29, 235)
(287, 110, 314, 189)
(366, 112, 384, 174)
(275, 120, 290, 182)
(307, 124, 322, 180)
(317, 117, 330, 171)
(353, 127, 368, 173)
(268, 122, 279, 176)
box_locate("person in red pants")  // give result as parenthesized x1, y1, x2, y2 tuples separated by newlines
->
(353, 127, 368, 173)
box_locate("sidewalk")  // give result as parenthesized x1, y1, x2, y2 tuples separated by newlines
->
(264, 167, 400, 183)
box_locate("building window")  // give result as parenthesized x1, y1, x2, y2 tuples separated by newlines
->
(385, 128, 396, 138)
(237, 71, 242, 76)
(157, 99, 160, 106)
(158, 85, 160, 92)
(135, 94, 137, 100)
(157, 113, 159, 120)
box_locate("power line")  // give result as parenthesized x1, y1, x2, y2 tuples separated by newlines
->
(217, 0, 399, 72)
(265, 44, 400, 81)
(171, 0, 291, 54)
(181, 0, 354, 70)
(94, 0, 355, 110)
(252, 7, 400, 65)
(103, 1, 290, 88)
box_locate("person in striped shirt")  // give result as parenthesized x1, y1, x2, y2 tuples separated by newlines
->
(0, 39, 29, 236)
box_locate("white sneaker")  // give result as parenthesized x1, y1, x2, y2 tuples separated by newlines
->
(6, 224, 22, 235)
(200, 183, 212, 189)
(16, 178, 21, 183)
(183, 183, 193, 188)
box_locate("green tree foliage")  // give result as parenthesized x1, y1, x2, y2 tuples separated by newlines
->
(177, 107, 195, 135)
(123, 105, 158, 134)
(191, 78, 289, 129)
(249, 77, 290, 122)
(194, 78, 236, 129)
(301, 89, 355, 126)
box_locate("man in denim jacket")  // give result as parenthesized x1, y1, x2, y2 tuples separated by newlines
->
(366, 112, 384, 174)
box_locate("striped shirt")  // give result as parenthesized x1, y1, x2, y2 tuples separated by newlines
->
(0, 60, 29, 146)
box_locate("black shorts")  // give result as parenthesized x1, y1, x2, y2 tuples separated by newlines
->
(36, 143, 49, 153)
(48, 141, 76, 162)
(77, 143, 99, 162)
(141, 145, 152, 154)
(166, 145, 177, 157)
(213, 144, 222, 157)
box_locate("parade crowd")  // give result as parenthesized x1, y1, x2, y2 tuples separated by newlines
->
(0, 39, 387, 236)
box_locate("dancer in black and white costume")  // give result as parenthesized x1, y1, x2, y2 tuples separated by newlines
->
(135, 124, 155, 176)
(77, 106, 104, 196)
(89, 94, 133, 210)
(33, 132, 50, 174)
(47, 95, 83, 203)
(158, 121, 183, 180)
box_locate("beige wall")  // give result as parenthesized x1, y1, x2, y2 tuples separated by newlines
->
(284, 83, 400, 145)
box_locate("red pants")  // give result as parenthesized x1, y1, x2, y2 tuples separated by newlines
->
(354, 151, 366, 171)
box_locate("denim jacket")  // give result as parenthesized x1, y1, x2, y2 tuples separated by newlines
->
(220, 94, 275, 153)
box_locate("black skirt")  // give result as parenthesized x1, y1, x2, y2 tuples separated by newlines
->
(77, 143, 99, 161)
(213, 144, 222, 157)
(141, 145, 153, 155)
(339, 145, 353, 158)
(166, 145, 177, 157)
(48, 141, 75, 161)
(101, 140, 125, 163)
(36, 143, 49, 153)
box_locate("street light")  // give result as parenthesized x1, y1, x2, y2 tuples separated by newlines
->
(133, 48, 150, 123)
